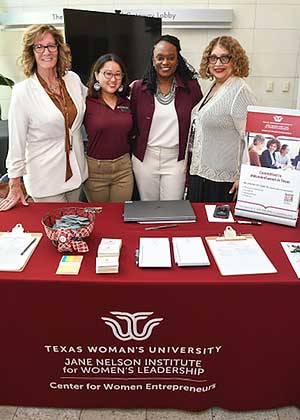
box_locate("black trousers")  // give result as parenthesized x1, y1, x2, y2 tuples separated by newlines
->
(187, 175, 234, 203)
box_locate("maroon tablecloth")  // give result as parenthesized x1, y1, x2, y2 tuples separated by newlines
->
(0, 202, 299, 411)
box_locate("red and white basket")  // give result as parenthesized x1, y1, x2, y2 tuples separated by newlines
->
(42, 207, 95, 253)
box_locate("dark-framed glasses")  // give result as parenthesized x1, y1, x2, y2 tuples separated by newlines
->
(101, 70, 123, 80)
(208, 54, 232, 64)
(33, 44, 58, 54)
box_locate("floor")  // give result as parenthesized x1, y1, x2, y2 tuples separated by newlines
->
(0, 406, 299, 420)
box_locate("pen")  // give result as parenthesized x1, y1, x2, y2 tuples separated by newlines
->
(144, 223, 178, 231)
(20, 238, 37, 256)
(235, 220, 262, 225)
(135, 249, 139, 265)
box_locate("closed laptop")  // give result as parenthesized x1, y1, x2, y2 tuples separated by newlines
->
(123, 200, 196, 222)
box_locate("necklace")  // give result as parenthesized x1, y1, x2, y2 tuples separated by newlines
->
(155, 78, 177, 105)
(47, 81, 60, 94)
(37, 73, 60, 96)
(37, 73, 73, 153)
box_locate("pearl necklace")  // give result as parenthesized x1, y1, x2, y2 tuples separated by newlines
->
(155, 78, 177, 105)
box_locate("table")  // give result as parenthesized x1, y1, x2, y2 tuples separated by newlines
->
(0, 202, 300, 411)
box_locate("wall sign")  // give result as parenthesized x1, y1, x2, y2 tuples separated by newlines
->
(1, 7, 233, 29)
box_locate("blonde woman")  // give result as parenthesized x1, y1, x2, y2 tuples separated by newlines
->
(0, 24, 87, 211)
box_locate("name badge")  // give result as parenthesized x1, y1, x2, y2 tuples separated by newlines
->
(117, 106, 131, 113)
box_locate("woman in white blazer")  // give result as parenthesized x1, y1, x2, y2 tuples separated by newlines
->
(0, 24, 88, 211)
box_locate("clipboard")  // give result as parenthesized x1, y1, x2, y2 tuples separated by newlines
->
(0, 229, 42, 272)
(205, 226, 277, 276)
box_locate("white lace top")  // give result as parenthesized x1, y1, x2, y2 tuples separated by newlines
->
(190, 76, 256, 182)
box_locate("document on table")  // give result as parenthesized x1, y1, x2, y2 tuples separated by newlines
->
(281, 242, 300, 278)
(0, 232, 42, 271)
(172, 237, 210, 266)
(138, 237, 171, 268)
(205, 235, 277, 276)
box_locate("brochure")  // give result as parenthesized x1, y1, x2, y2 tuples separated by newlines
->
(281, 242, 300, 278)
(172, 237, 210, 266)
(138, 237, 171, 268)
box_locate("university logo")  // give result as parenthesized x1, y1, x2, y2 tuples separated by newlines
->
(273, 115, 283, 122)
(101, 311, 163, 341)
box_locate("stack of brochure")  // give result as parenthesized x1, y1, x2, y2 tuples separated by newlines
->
(172, 237, 210, 267)
(96, 238, 122, 274)
(138, 237, 171, 268)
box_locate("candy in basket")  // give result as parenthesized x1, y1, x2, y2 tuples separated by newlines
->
(42, 207, 95, 253)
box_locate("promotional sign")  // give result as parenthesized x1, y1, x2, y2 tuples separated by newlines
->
(235, 106, 300, 226)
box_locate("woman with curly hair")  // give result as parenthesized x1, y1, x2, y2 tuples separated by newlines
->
(260, 139, 281, 169)
(188, 36, 256, 202)
(130, 34, 202, 201)
(0, 24, 87, 211)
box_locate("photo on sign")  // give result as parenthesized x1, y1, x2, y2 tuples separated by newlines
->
(247, 132, 300, 171)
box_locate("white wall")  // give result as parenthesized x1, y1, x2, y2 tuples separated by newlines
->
(1, 0, 300, 119)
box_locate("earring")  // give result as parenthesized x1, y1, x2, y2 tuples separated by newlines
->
(94, 81, 101, 91)
(118, 85, 124, 93)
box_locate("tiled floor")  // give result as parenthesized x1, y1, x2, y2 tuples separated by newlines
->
(0, 406, 299, 420)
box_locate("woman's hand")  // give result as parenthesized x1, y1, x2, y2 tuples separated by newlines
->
(229, 180, 239, 201)
(0, 178, 28, 211)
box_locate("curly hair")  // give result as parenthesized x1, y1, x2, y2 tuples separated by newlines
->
(267, 139, 281, 151)
(200, 36, 249, 80)
(87, 53, 130, 99)
(142, 34, 198, 95)
(20, 24, 71, 78)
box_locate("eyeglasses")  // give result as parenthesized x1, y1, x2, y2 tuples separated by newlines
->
(101, 70, 123, 80)
(208, 54, 232, 64)
(33, 44, 58, 54)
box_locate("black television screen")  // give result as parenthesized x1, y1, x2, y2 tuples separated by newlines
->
(63, 9, 162, 85)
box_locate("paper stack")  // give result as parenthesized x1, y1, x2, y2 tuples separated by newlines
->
(172, 237, 210, 267)
(96, 238, 122, 274)
(138, 237, 171, 268)
(281, 242, 300, 278)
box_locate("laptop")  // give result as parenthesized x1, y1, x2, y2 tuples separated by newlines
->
(123, 200, 196, 222)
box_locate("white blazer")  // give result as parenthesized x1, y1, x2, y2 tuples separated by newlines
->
(7, 71, 88, 198)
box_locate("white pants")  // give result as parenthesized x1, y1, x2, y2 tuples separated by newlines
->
(32, 186, 82, 202)
(132, 146, 186, 201)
